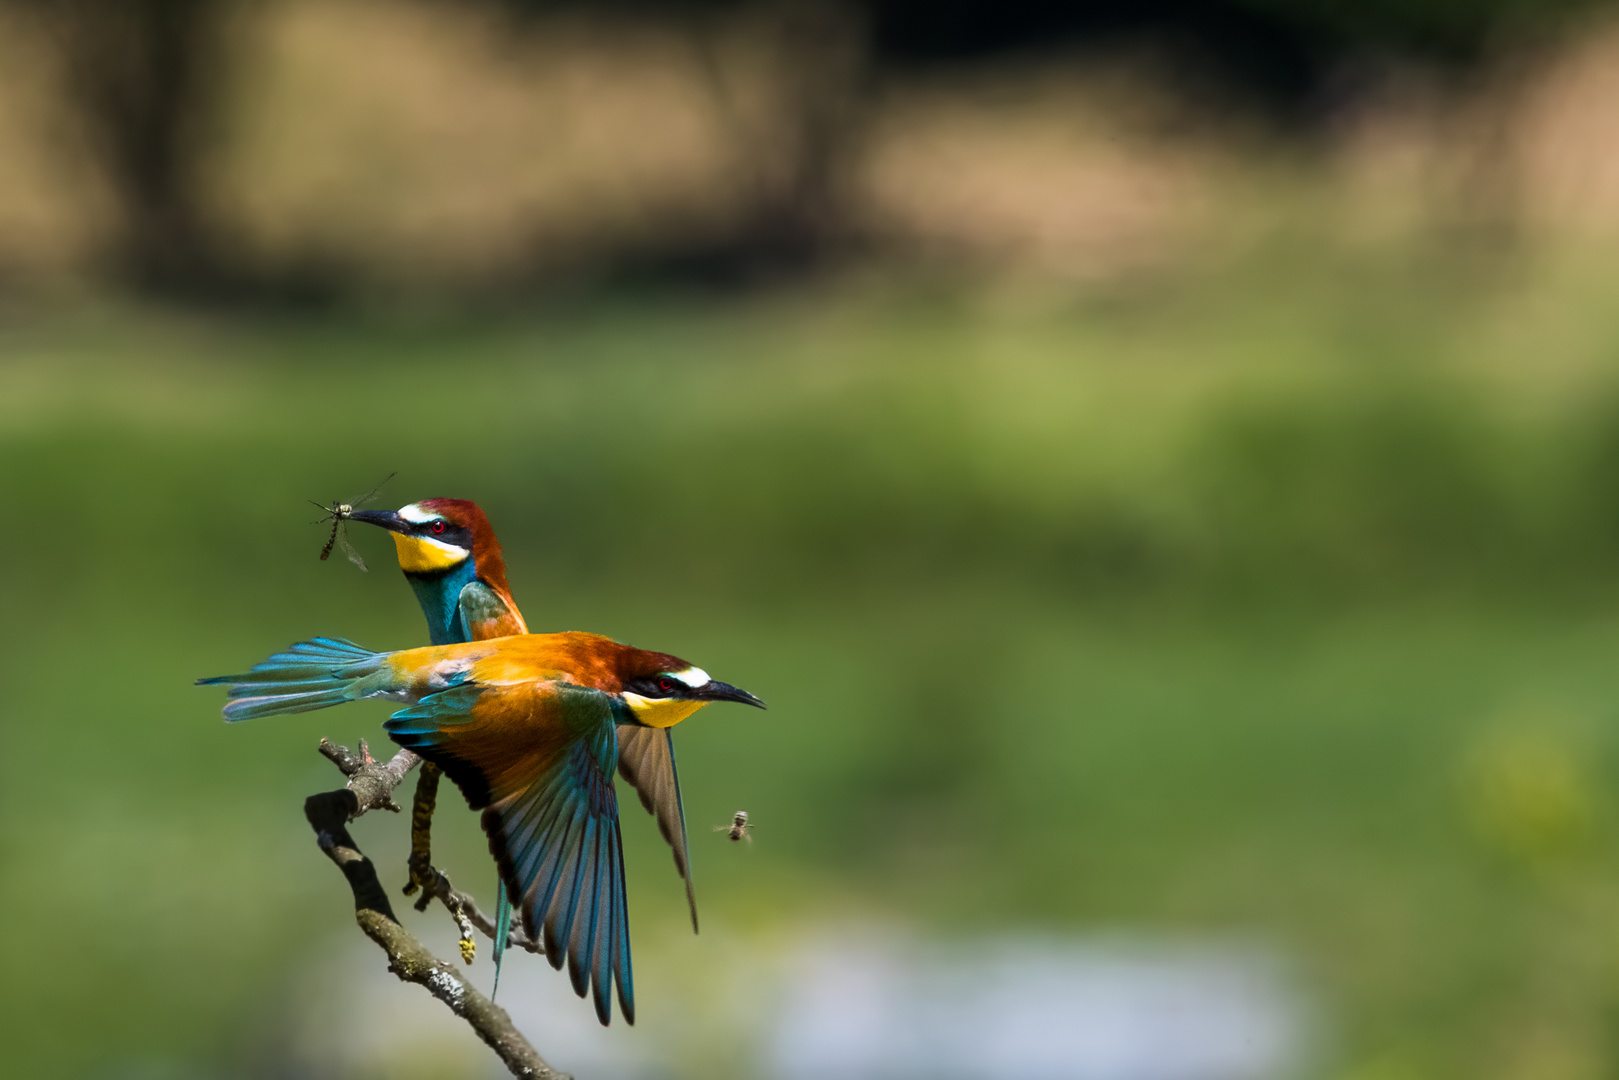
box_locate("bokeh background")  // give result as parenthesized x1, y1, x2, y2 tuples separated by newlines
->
(9, 2, 1619, 1078)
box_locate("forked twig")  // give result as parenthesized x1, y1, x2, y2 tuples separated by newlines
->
(305, 738, 567, 1079)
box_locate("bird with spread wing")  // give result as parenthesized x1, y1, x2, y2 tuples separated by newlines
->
(339, 498, 708, 995)
(201, 632, 763, 1025)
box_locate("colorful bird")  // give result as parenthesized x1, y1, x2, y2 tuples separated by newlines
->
(344, 497, 529, 991)
(344, 498, 706, 992)
(200, 632, 765, 1025)
(347, 499, 527, 645)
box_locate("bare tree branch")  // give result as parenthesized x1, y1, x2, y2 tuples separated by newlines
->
(305, 738, 570, 1080)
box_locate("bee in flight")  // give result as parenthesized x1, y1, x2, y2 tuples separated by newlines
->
(311, 472, 395, 571)
(715, 810, 753, 843)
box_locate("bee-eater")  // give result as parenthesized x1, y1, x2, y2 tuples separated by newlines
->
(346, 499, 527, 647)
(344, 498, 705, 990)
(200, 632, 765, 1025)
(343, 496, 528, 993)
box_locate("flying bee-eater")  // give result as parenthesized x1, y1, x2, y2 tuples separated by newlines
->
(343, 498, 705, 993)
(200, 632, 765, 1025)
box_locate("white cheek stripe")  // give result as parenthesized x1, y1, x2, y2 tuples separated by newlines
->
(674, 667, 709, 688)
(398, 503, 434, 524)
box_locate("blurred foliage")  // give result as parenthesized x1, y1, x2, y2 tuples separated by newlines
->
(10, 239, 1619, 1077)
(1462, 714, 1601, 872)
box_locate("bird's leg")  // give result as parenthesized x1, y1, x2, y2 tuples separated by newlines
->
(398, 760, 546, 961)
(402, 761, 444, 908)
(400, 763, 477, 964)
(400, 762, 477, 964)
(400, 761, 544, 962)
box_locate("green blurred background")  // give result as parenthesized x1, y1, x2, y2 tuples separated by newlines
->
(9, 2, 1619, 1078)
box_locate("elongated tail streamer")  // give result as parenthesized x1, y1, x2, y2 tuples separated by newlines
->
(492, 880, 513, 1001)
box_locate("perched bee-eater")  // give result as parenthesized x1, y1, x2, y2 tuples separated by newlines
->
(346, 499, 528, 647)
(344, 499, 705, 989)
(201, 632, 764, 1025)
(343, 496, 527, 993)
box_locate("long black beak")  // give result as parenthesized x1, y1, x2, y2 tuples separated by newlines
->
(347, 509, 411, 534)
(700, 681, 767, 709)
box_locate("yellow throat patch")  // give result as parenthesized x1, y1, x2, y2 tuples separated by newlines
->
(392, 532, 469, 573)
(622, 694, 709, 729)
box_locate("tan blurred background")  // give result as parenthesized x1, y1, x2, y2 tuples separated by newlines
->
(4, 0, 1619, 300)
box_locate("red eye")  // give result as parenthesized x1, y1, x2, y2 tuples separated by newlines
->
(658, 677, 675, 693)
(431, 521, 445, 534)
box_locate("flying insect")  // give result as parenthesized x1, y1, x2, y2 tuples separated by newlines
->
(311, 472, 395, 570)
(716, 810, 753, 842)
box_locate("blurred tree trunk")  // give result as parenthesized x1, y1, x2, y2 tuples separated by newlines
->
(676, 0, 872, 280)
(31, 0, 235, 292)
(738, 0, 870, 271)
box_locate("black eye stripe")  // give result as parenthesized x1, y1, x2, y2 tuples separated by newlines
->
(417, 520, 469, 544)
(629, 676, 683, 698)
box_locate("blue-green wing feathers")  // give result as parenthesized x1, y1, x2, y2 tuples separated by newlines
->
(483, 719, 632, 1025)
(384, 679, 483, 736)
(380, 677, 632, 1025)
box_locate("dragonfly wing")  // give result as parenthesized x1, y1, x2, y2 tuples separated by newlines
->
(351, 470, 397, 508)
(337, 528, 368, 572)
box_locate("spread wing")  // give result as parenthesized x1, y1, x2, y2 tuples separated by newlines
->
(385, 677, 631, 1026)
(616, 725, 698, 933)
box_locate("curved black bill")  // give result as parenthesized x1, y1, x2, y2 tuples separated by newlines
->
(347, 509, 411, 533)
(700, 681, 767, 709)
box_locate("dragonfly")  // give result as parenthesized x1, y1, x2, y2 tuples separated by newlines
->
(311, 472, 395, 572)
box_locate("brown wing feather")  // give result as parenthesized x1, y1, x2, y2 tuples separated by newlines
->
(616, 725, 699, 933)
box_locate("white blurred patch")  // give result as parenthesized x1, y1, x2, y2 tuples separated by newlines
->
(274, 925, 1309, 1080)
(280, 929, 666, 1080)
(766, 936, 1308, 1080)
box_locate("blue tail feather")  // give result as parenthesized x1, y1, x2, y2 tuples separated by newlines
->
(492, 882, 513, 1002)
(220, 690, 356, 722)
(198, 638, 393, 722)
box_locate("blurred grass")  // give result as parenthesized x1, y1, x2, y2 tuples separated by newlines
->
(11, 245, 1619, 1077)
